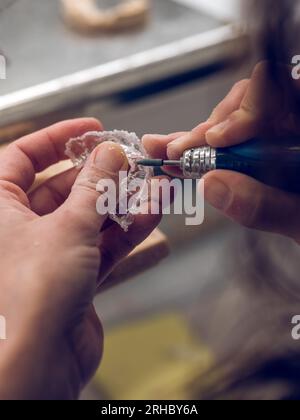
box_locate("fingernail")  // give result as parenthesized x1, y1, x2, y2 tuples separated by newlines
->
(204, 177, 232, 211)
(167, 134, 190, 159)
(206, 120, 230, 141)
(92, 142, 128, 173)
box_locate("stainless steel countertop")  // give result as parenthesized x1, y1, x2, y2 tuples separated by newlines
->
(0, 0, 247, 125)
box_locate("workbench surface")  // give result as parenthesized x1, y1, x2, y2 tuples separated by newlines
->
(0, 0, 220, 95)
(0, 0, 245, 126)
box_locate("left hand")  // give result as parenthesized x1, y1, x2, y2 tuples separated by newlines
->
(0, 118, 162, 400)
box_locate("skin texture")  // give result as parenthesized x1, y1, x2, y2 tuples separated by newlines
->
(143, 62, 300, 243)
(0, 118, 163, 400)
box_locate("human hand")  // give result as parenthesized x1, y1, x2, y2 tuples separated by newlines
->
(143, 63, 300, 243)
(0, 118, 162, 400)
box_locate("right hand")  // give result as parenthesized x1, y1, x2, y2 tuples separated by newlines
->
(143, 62, 300, 243)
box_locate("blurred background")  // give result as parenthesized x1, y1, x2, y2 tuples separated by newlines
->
(1, 0, 300, 400)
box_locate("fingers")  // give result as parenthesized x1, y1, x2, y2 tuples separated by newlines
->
(142, 132, 187, 159)
(205, 75, 259, 147)
(144, 63, 285, 165)
(203, 170, 300, 239)
(205, 108, 261, 147)
(208, 79, 250, 124)
(58, 142, 129, 238)
(166, 79, 250, 159)
(205, 62, 285, 148)
(98, 211, 162, 284)
(29, 167, 80, 216)
(166, 123, 212, 160)
(97, 175, 170, 283)
(143, 132, 188, 178)
(144, 80, 250, 162)
(0, 118, 102, 191)
(204, 78, 259, 147)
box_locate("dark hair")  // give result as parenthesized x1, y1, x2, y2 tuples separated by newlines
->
(254, 0, 300, 111)
(191, 0, 300, 400)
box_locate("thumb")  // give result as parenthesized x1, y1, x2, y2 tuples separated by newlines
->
(203, 170, 300, 240)
(59, 141, 128, 238)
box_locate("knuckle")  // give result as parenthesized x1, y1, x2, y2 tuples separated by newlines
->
(82, 165, 118, 188)
(73, 172, 102, 195)
(228, 109, 244, 122)
(237, 98, 257, 118)
(240, 100, 253, 115)
(233, 79, 250, 91)
(72, 178, 96, 196)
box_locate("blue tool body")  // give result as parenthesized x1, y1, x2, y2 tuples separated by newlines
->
(216, 138, 300, 193)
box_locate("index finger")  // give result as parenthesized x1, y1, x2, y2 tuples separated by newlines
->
(0, 118, 102, 191)
(142, 132, 187, 158)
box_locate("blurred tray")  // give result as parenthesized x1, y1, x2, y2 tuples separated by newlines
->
(0, 0, 247, 127)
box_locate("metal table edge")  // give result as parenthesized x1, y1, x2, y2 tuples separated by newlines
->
(0, 24, 248, 126)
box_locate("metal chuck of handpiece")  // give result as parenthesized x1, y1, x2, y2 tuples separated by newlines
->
(180, 147, 217, 178)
